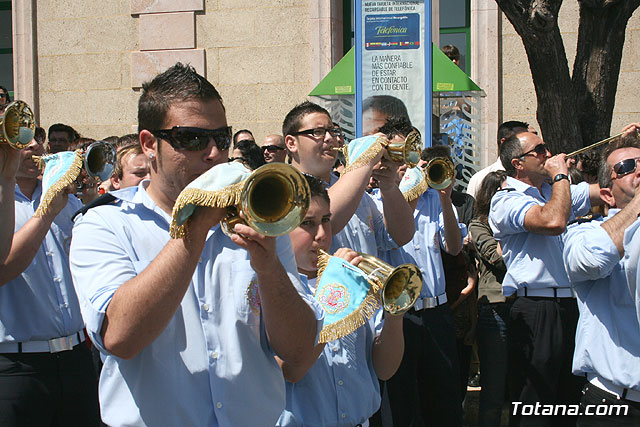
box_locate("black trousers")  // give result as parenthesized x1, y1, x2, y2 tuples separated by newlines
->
(386, 304, 463, 427)
(508, 296, 585, 427)
(0, 343, 100, 427)
(577, 383, 640, 427)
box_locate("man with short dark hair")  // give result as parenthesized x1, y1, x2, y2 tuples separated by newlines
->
(466, 121, 535, 199)
(262, 134, 287, 163)
(490, 131, 601, 425)
(47, 123, 78, 154)
(563, 126, 640, 425)
(70, 64, 321, 426)
(283, 101, 414, 256)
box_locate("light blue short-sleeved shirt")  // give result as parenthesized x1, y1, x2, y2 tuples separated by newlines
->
(563, 211, 640, 390)
(329, 175, 396, 256)
(69, 182, 322, 427)
(277, 276, 384, 427)
(489, 177, 591, 295)
(381, 189, 466, 297)
(623, 219, 640, 327)
(0, 181, 84, 343)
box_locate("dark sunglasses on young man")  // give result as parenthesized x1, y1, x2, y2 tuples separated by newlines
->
(291, 127, 343, 139)
(262, 145, 285, 153)
(518, 143, 549, 158)
(151, 126, 232, 151)
(613, 157, 640, 178)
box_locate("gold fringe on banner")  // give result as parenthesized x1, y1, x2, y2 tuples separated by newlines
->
(169, 181, 245, 238)
(342, 136, 388, 174)
(315, 250, 382, 344)
(34, 151, 83, 218)
(402, 173, 429, 202)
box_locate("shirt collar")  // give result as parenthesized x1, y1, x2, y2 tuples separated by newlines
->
(111, 180, 172, 223)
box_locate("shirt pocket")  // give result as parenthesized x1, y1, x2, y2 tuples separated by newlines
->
(231, 260, 260, 319)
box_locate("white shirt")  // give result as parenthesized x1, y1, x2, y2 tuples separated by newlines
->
(465, 159, 504, 200)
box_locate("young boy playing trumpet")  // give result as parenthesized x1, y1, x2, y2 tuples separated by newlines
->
(276, 175, 404, 427)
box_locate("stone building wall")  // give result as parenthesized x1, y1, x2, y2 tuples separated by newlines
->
(29, 0, 340, 141)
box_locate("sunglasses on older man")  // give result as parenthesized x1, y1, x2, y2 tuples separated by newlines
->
(518, 143, 549, 158)
(261, 145, 285, 153)
(613, 157, 640, 178)
(151, 126, 232, 151)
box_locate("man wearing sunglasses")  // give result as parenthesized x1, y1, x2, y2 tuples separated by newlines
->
(69, 64, 320, 426)
(262, 134, 287, 163)
(563, 125, 640, 425)
(283, 101, 414, 257)
(489, 131, 603, 425)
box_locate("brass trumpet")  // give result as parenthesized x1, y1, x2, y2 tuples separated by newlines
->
(355, 252, 422, 315)
(333, 130, 422, 168)
(82, 140, 117, 181)
(423, 157, 455, 190)
(221, 163, 311, 237)
(566, 129, 640, 158)
(0, 100, 36, 149)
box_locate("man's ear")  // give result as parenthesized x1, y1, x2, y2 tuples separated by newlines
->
(600, 186, 615, 208)
(512, 157, 523, 172)
(284, 134, 298, 154)
(139, 130, 156, 157)
(110, 175, 121, 190)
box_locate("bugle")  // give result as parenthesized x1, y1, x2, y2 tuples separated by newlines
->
(423, 157, 455, 190)
(566, 129, 640, 158)
(354, 252, 422, 315)
(82, 140, 116, 181)
(0, 100, 36, 149)
(333, 130, 422, 168)
(221, 163, 310, 237)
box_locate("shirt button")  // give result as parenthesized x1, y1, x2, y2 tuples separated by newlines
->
(337, 379, 344, 386)
(53, 277, 61, 283)
(210, 352, 219, 359)
(46, 251, 53, 256)
(341, 413, 347, 419)
(202, 304, 209, 312)
(216, 402, 222, 409)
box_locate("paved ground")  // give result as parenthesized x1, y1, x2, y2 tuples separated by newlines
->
(464, 387, 509, 427)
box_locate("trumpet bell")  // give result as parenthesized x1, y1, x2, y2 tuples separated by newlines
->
(382, 264, 423, 314)
(223, 163, 311, 236)
(84, 140, 116, 181)
(0, 101, 36, 149)
(425, 157, 454, 190)
(357, 253, 422, 315)
(386, 130, 422, 168)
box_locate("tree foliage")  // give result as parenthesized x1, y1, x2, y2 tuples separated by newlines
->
(495, 0, 640, 153)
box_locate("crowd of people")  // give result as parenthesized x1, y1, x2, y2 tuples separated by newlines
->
(0, 64, 638, 427)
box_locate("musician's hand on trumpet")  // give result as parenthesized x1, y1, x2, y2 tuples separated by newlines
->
(333, 247, 363, 267)
(621, 122, 640, 137)
(544, 153, 569, 178)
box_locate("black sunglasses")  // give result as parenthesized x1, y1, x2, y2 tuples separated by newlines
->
(518, 143, 548, 158)
(262, 145, 285, 153)
(613, 157, 640, 178)
(151, 126, 232, 151)
(291, 127, 343, 139)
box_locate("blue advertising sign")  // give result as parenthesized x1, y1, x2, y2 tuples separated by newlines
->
(365, 14, 421, 50)
(355, 1, 432, 142)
